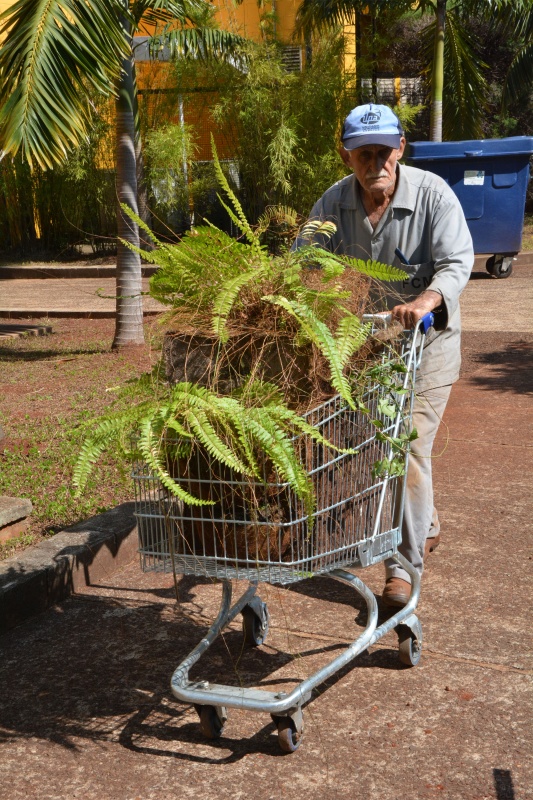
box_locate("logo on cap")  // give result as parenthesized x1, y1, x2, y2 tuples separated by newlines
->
(361, 109, 381, 125)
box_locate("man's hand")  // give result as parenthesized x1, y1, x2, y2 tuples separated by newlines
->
(391, 290, 443, 329)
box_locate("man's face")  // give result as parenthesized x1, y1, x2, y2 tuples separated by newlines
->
(343, 138, 406, 196)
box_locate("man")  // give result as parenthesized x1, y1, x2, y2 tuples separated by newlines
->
(299, 103, 474, 607)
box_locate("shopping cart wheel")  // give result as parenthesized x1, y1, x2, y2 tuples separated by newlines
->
(486, 254, 513, 278)
(242, 598, 269, 647)
(274, 717, 303, 754)
(195, 704, 227, 739)
(397, 627, 422, 667)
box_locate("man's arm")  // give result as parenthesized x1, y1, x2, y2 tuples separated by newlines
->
(391, 289, 443, 329)
(392, 184, 474, 329)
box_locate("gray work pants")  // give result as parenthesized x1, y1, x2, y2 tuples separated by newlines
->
(385, 384, 453, 584)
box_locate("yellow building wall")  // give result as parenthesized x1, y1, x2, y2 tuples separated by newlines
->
(137, 0, 301, 44)
(213, 0, 301, 43)
(0, 0, 14, 40)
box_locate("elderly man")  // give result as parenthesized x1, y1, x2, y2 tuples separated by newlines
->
(300, 103, 474, 607)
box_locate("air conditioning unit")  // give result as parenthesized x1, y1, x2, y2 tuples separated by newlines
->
(281, 46, 303, 73)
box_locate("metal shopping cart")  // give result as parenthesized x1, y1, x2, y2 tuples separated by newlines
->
(132, 313, 433, 753)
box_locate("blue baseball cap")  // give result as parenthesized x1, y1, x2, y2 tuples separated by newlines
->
(341, 104, 404, 150)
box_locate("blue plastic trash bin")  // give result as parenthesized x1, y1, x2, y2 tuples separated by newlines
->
(406, 136, 533, 278)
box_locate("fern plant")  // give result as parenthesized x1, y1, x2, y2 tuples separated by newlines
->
(75, 141, 408, 512)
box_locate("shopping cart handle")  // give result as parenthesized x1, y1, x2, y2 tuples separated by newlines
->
(363, 312, 434, 333)
(362, 313, 392, 327)
(420, 312, 434, 334)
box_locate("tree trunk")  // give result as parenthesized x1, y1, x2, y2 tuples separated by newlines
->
(371, 12, 378, 102)
(112, 22, 145, 348)
(132, 61, 153, 250)
(355, 12, 362, 104)
(430, 0, 446, 142)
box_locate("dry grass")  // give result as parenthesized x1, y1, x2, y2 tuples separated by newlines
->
(0, 318, 161, 560)
(522, 213, 533, 252)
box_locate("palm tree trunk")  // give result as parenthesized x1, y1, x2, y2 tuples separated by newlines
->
(430, 0, 446, 142)
(112, 21, 145, 349)
(132, 61, 153, 251)
(371, 12, 378, 101)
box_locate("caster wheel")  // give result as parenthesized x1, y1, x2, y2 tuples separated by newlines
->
(242, 601, 269, 647)
(486, 254, 513, 278)
(398, 629, 422, 667)
(197, 705, 225, 739)
(277, 717, 302, 753)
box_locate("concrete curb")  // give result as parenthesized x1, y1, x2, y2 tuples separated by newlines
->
(0, 503, 139, 634)
(0, 265, 157, 279)
(0, 309, 161, 319)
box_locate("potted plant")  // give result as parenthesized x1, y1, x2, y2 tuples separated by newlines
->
(73, 146, 410, 560)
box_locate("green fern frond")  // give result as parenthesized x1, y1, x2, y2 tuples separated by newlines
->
(299, 219, 337, 241)
(120, 203, 162, 245)
(256, 205, 299, 235)
(185, 407, 252, 476)
(344, 256, 408, 282)
(211, 136, 263, 256)
(73, 422, 121, 496)
(263, 294, 355, 407)
(138, 415, 214, 507)
(119, 237, 165, 266)
(212, 267, 265, 342)
(245, 410, 315, 516)
(335, 315, 372, 366)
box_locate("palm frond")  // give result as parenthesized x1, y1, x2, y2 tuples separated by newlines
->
(502, 40, 533, 107)
(442, 7, 489, 141)
(131, 0, 201, 25)
(0, 0, 127, 168)
(150, 27, 246, 62)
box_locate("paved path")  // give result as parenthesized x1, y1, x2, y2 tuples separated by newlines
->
(460, 265, 533, 332)
(0, 263, 532, 799)
(0, 255, 531, 323)
(0, 276, 163, 317)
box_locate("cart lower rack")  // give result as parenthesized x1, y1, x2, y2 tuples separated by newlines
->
(132, 315, 432, 753)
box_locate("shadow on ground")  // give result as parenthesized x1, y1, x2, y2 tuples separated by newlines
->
(0, 344, 109, 362)
(0, 575, 400, 763)
(470, 340, 533, 394)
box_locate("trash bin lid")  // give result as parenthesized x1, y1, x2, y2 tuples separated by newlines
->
(407, 136, 533, 161)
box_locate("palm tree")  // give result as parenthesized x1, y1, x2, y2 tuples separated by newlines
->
(487, 5, 533, 111)
(295, 0, 414, 104)
(422, 0, 533, 142)
(0, 0, 242, 347)
(295, 0, 533, 142)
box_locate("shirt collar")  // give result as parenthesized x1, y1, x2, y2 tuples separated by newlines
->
(389, 164, 415, 212)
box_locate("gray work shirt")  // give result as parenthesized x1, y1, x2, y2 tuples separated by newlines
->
(299, 163, 474, 391)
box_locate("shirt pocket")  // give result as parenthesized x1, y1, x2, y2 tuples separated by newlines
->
(398, 261, 435, 294)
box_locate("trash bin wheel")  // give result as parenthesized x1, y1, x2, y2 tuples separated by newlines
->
(398, 627, 422, 667)
(196, 705, 226, 739)
(486, 254, 513, 278)
(242, 602, 269, 647)
(276, 717, 303, 753)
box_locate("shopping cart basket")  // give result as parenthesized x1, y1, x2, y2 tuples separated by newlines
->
(132, 313, 434, 753)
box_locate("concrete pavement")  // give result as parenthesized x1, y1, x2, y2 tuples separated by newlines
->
(0, 253, 532, 320)
(0, 261, 531, 799)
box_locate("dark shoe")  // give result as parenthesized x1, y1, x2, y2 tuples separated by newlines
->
(424, 533, 441, 560)
(381, 577, 411, 608)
